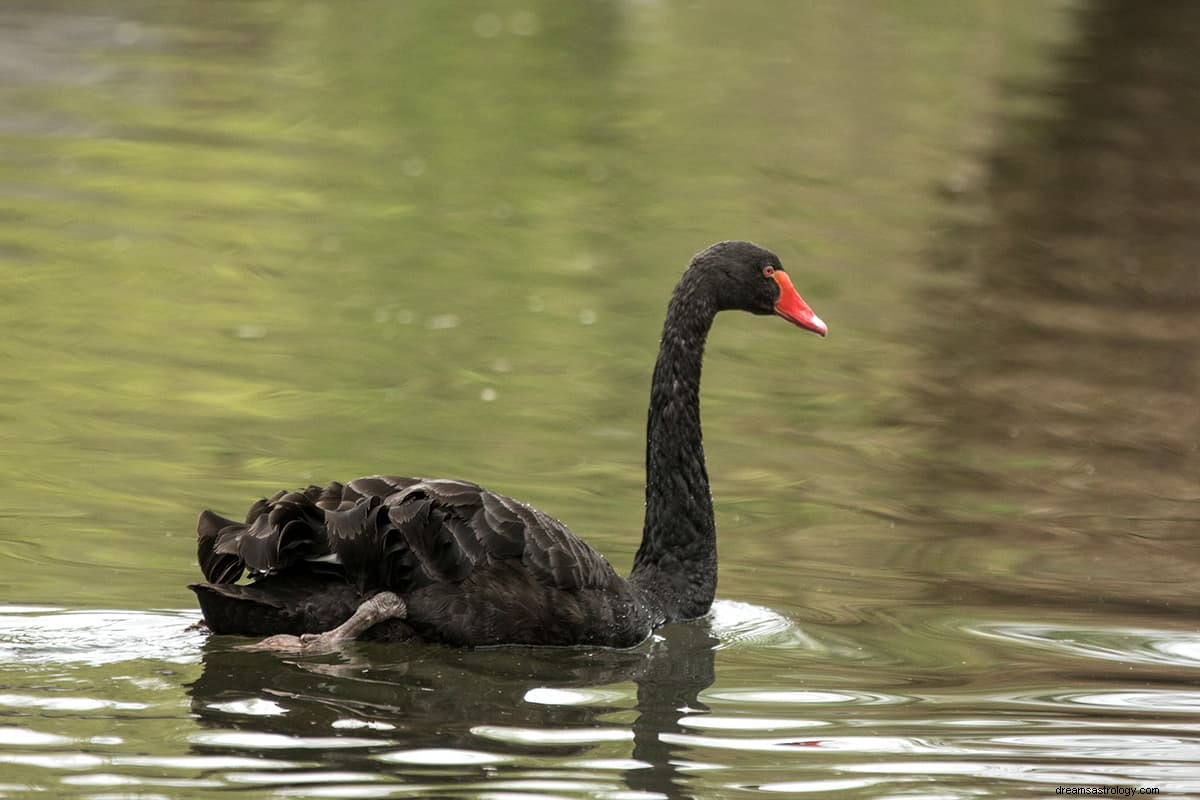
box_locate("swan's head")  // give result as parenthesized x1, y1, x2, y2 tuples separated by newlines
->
(692, 240, 827, 338)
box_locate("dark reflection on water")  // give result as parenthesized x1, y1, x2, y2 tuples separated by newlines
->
(188, 621, 716, 798)
(909, 0, 1200, 621)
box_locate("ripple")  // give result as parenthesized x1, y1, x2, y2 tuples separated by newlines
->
(377, 748, 510, 766)
(1019, 689, 1200, 714)
(476, 778, 620, 795)
(273, 786, 413, 799)
(839, 757, 1200, 790)
(0, 751, 106, 769)
(703, 688, 909, 707)
(659, 732, 926, 754)
(983, 733, 1200, 761)
(59, 773, 141, 786)
(225, 771, 385, 786)
(708, 600, 822, 651)
(206, 698, 288, 717)
(190, 731, 385, 750)
(113, 754, 299, 770)
(331, 719, 396, 731)
(757, 777, 891, 793)
(523, 687, 631, 707)
(0, 726, 72, 746)
(562, 757, 650, 771)
(678, 715, 826, 732)
(972, 621, 1200, 669)
(471, 725, 633, 746)
(0, 693, 146, 712)
(0, 608, 202, 666)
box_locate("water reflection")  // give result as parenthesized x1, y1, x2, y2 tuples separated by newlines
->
(0, 606, 200, 667)
(188, 618, 719, 798)
(908, 0, 1200, 621)
(975, 621, 1200, 669)
(2, 604, 1200, 795)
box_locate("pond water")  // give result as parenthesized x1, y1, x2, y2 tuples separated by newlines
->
(2, 1, 1199, 797)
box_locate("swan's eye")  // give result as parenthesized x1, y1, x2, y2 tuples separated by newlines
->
(762, 265, 776, 278)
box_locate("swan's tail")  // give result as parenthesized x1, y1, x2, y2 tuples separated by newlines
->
(189, 576, 362, 637)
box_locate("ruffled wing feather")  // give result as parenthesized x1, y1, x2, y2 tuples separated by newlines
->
(195, 476, 622, 596)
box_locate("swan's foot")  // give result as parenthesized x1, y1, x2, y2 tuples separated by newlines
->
(239, 592, 407, 654)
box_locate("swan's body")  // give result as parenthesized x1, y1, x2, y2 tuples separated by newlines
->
(189, 241, 826, 648)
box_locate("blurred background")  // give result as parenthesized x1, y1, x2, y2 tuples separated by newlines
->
(1, 1, 1198, 798)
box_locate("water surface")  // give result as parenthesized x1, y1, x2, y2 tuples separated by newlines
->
(2, 1, 1199, 797)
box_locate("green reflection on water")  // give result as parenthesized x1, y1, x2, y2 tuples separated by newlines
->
(0, 1, 1069, 619)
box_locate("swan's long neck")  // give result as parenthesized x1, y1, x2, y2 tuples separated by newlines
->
(629, 270, 718, 623)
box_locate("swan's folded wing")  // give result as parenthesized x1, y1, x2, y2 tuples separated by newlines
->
(369, 476, 623, 593)
(196, 510, 246, 584)
(197, 475, 623, 596)
(520, 505, 619, 592)
(197, 496, 326, 582)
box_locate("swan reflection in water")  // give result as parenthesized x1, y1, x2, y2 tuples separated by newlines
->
(187, 617, 719, 798)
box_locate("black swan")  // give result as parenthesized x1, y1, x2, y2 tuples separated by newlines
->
(190, 241, 826, 650)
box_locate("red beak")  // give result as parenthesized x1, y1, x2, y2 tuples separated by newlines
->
(772, 270, 827, 337)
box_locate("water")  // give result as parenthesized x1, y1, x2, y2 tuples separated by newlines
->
(2, 0, 1199, 797)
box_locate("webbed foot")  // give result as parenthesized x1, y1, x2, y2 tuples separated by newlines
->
(238, 592, 407, 654)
